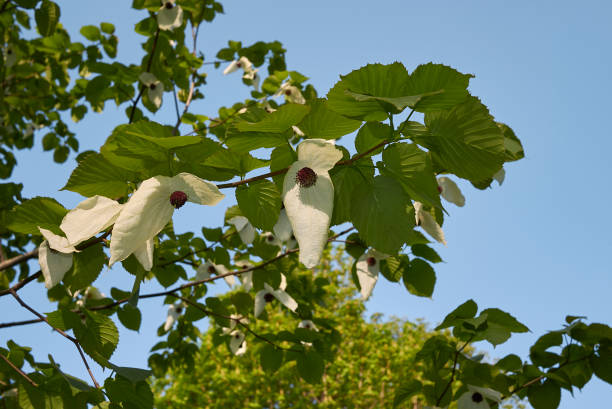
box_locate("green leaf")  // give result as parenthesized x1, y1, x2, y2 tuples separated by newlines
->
(405, 63, 473, 112)
(63, 243, 106, 291)
(327, 63, 412, 120)
(411, 244, 442, 263)
(498, 122, 524, 162)
(80, 25, 101, 41)
(297, 350, 324, 384)
(104, 376, 153, 409)
(592, 342, 612, 384)
(481, 308, 530, 333)
(382, 142, 442, 209)
(46, 309, 80, 331)
(236, 104, 310, 133)
(354, 122, 390, 155)
(100, 22, 115, 34)
(35, 0, 60, 36)
(436, 299, 478, 330)
(6, 196, 67, 235)
(235, 180, 281, 231)
(421, 97, 506, 182)
(403, 258, 436, 297)
(74, 311, 119, 367)
(297, 99, 361, 140)
(528, 379, 561, 409)
(393, 379, 422, 408)
(330, 164, 370, 225)
(62, 152, 133, 198)
(380, 255, 409, 283)
(350, 175, 415, 254)
(117, 304, 142, 332)
(260, 344, 283, 373)
(345, 90, 437, 111)
(107, 363, 152, 382)
(495, 354, 522, 371)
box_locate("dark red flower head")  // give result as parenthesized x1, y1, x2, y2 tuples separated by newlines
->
(366, 257, 377, 267)
(264, 293, 275, 303)
(296, 167, 317, 188)
(170, 191, 188, 209)
(471, 392, 483, 403)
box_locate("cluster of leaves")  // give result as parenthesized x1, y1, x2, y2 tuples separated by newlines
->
(0, 0, 608, 408)
(152, 249, 448, 408)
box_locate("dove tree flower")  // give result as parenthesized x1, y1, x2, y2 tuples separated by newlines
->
(163, 303, 183, 331)
(437, 176, 465, 207)
(274, 82, 306, 104)
(282, 139, 342, 268)
(37, 228, 76, 289)
(156, 0, 183, 31)
(355, 249, 389, 300)
(254, 274, 298, 318)
(195, 260, 235, 287)
(228, 330, 247, 355)
(228, 215, 255, 245)
(222, 56, 253, 75)
(242, 68, 260, 90)
(456, 385, 502, 409)
(109, 172, 224, 267)
(414, 201, 446, 245)
(139, 72, 163, 109)
(273, 208, 293, 243)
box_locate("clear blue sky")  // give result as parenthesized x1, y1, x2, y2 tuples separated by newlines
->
(2, 1, 611, 407)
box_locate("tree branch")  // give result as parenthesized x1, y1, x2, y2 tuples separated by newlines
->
(0, 249, 38, 272)
(129, 28, 160, 124)
(0, 318, 44, 329)
(0, 352, 39, 387)
(435, 336, 473, 406)
(8, 289, 100, 388)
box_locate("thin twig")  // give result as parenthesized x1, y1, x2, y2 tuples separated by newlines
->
(0, 318, 44, 329)
(0, 352, 39, 387)
(435, 336, 473, 406)
(9, 289, 100, 388)
(0, 249, 38, 272)
(129, 28, 160, 124)
(0, 271, 41, 297)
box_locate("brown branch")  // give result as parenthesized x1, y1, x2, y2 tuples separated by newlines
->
(0, 318, 44, 329)
(0, 249, 38, 272)
(435, 336, 473, 407)
(0, 241, 6, 262)
(0, 352, 38, 387)
(0, 271, 42, 297)
(129, 28, 160, 124)
(8, 289, 100, 388)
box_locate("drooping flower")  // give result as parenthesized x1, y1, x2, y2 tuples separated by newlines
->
(163, 303, 183, 331)
(60, 195, 123, 245)
(456, 385, 502, 409)
(282, 139, 342, 268)
(223, 56, 253, 75)
(37, 228, 76, 289)
(414, 202, 446, 245)
(437, 176, 465, 207)
(261, 232, 282, 248)
(355, 249, 389, 300)
(274, 82, 306, 104)
(493, 167, 505, 186)
(254, 274, 298, 318)
(228, 330, 247, 356)
(228, 216, 255, 245)
(233, 260, 253, 290)
(298, 320, 318, 331)
(109, 173, 224, 267)
(157, 0, 183, 31)
(242, 68, 260, 90)
(195, 260, 235, 287)
(139, 72, 163, 109)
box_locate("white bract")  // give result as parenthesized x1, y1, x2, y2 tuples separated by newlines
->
(355, 249, 389, 300)
(157, 0, 183, 31)
(163, 303, 183, 331)
(298, 320, 318, 331)
(37, 228, 76, 289)
(493, 167, 505, 186)
(273, 209, 293, 242)
(109, 172, 224, 267)
(228, 330, 247, 355)
(195, 261, 235, 287)
(437, 176, 465, 207)
(254, 275, 298, 318)
(261, 232, 282, 248)
(414, 202, 446, 245)
(60, 195, 122, 245)
(274, 82, 306, 104)
(282, 139, 342, 268)
(223, 56, 253, 75)
(228, 215, 255, 245)
(139, 72, 163, 109)
(456, 385, 502, 409)
(242, 68, 260, 90)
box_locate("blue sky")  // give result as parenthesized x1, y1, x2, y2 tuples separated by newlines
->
(2, 1, 611, 407)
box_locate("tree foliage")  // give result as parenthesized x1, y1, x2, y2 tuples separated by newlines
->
(0, 1, 609, 408)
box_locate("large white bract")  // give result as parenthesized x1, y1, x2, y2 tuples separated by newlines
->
(437, 176, 465, 207)
(109, 172, 224, 267)
(282, 139, 343, 268)
(355, 249, 389, 300)
(157, 0, 183, 31)
(414, 201, 446, 245)
(139, 72, 163, 109)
